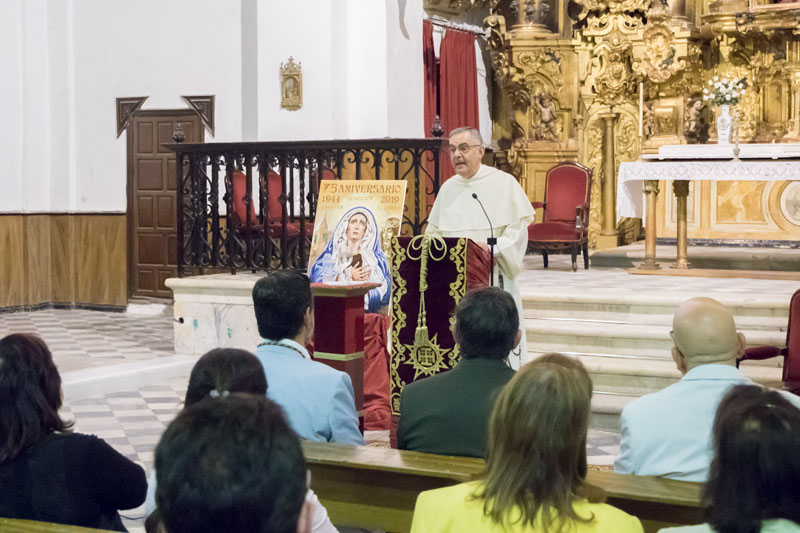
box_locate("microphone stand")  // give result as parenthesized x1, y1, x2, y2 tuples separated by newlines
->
(472, 193, 496, 287)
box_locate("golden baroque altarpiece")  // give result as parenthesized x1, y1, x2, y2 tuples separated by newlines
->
(426, 0, 800, 246)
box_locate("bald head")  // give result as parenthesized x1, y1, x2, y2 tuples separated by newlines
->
(672, 297, 745, 371)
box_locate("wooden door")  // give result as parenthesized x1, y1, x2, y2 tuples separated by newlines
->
(128, 110, 203, 299)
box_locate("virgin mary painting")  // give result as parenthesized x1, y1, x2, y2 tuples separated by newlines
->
(309, 206, 391, 313)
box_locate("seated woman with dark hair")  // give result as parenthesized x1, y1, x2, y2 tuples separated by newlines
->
(0, 333, 146, 531)
(145, 347, 337, 533)
(661, 384, 800, 533)
(410, 353, 643, 533)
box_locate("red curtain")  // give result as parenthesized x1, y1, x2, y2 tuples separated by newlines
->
(439, 29, 480, 182)
(423, 20, 437, 138)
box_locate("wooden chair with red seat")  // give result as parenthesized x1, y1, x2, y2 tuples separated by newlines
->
(232, 167, 335, 267)
(737, 288, 800, 395)
(527, 161, 592, 272)
(231, 170, 293, 267)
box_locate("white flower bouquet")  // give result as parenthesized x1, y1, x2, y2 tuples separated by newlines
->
(702, 76, 747, 106)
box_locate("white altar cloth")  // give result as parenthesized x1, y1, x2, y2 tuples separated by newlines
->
(617, 159, 800, 219)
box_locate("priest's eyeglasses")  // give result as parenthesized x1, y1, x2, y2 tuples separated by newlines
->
(448, 143, 482, 155)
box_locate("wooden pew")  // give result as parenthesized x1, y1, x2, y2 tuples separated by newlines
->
(0, 518, 117, 532)
(303, 441, 704, 533)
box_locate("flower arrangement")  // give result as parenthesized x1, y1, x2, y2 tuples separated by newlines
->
(703, 76, 747, 106)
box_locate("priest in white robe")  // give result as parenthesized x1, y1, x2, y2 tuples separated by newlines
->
(425, 127, 535, 368)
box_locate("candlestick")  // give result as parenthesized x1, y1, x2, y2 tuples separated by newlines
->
(638, 82, 644, 138)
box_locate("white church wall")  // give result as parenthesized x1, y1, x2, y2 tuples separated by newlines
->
(386, 0, 424, 138)
(47, 0, 77, 212)
(3, 0, 427, 213)
(256, 0, 336, 141)
(70, 0, 243, 212)
(0, 0, 25, 212)
(257, 0, 423, 141)
(20, 0, 52, 213)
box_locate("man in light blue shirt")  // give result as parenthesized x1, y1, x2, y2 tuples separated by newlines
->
(252, 271, 364, 445)
(615, 297, 800, 482)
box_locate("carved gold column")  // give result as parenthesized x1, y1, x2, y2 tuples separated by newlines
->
(484, 6, 578, 218)
(671, 180, 691, 269)
(597, 112, 620, 249)
(640, 180, 661, 270)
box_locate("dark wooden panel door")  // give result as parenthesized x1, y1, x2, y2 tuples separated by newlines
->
(128, 111, 203, 299)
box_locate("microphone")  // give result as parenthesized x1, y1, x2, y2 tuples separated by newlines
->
(471, 193, 496, 244)
(472, 193, 497, 287)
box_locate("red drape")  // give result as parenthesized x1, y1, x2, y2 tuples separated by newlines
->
(439, 29, 480, 182)
(422, 20, 437, 138)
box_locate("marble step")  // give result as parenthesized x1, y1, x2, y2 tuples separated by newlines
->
(525, 318, 785, 359)
(541, 353, 784, 395)
(533, 352, 786, 432)
(590, 392, 634, 432)
(62, 355, 196, 402)
(523, 293, 789, 330)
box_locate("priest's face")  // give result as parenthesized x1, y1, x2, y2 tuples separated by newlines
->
(449, 131, 485, 178)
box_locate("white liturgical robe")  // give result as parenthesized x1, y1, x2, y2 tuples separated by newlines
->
(426, 164, 535, 368)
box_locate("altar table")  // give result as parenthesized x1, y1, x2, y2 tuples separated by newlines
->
(617, 144, 800, 269)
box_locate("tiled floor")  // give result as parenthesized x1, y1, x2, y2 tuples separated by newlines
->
(0, 308, 175, 373)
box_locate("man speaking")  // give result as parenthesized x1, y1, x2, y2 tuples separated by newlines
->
(426, 127, 535, 367)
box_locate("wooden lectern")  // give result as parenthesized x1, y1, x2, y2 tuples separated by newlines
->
(388, 237, 490, 425)
(311, 282, 379, 432)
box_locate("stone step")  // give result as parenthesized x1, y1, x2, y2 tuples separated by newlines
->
(525, 318, 785, 359)
(523, 293, 789, 330)
(534, 352, 786, 432)
(62, 355, 196, 402)
(590, 242, 800, 272)
(590, 392, 635, 432)
(562, 353, 783, 394)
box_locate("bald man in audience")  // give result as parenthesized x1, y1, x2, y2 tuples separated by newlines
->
(614, 297, 800, 482)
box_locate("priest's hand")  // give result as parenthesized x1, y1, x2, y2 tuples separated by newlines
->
(475, 242, 489, 252)
(352, 266, 371, 281)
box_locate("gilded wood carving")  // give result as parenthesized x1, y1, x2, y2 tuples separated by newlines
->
(473, 0, 800, 244)
(280, 57, 303, 111)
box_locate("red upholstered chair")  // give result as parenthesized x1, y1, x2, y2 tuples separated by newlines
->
(231, 171, 264, 233)
(231, 169, 335, 267)
(737, 288, 800, 396)
(527, 161, 592, 272)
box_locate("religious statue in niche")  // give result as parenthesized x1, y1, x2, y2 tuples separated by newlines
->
(684, 98, 710, 144)
(280, 57, 302, 111)
(534, 93, 558, 141)
(642, 102, 655, 139)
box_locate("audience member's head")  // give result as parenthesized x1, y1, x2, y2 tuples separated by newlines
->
(155, 394, 309, 533)
(478, 353, 594, 530)
(253, 271, 313, 343)
(671, 297, 745, 373)
(454, 287, 520, 360)
(0, 333, 73, 462)
(184, 347, 267, 407)
(704, 384, 800, 533)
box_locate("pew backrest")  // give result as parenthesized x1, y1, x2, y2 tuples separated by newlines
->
(0, 518, 118, 532)
(302, 441, 704, 533)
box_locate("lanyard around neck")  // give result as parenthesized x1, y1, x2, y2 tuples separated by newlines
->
(258, 339, 308, 360)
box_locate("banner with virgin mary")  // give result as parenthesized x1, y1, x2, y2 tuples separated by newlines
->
(308, 180, 407, 313)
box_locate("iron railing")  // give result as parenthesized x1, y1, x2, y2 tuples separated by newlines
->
(167, 139, 444, 276)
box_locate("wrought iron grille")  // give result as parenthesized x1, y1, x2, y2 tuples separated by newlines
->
(167, 139, 444, 276)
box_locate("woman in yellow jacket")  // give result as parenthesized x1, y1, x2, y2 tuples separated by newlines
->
(410, 354, 643, 533)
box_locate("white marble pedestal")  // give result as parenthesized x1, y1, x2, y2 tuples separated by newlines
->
(165, 273, 264, 356)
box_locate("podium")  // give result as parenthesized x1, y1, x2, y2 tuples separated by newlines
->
(311, 281, 380, 432)
(389, 237, 490, 418)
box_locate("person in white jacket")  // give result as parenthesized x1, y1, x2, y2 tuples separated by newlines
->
(426, 127, 535, 368)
